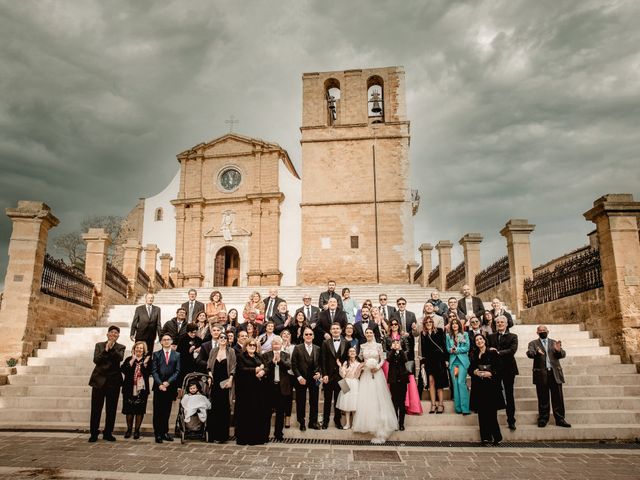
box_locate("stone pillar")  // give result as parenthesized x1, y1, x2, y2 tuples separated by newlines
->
(0, 201, 59, 363)
(169, 267, 181, 288)
(160, 253, 173, 286)
(460, 233, 483, 294)
(500, 219, 535, 316)
(82, 228, 111, 295)
(122, 239, 142, 297)
(435, 241, 453, 292)
(406, 261, 419, 284)
(584, 194, 640, 363)
(143, 244, 160, 290)
(418, 244, 433, 288)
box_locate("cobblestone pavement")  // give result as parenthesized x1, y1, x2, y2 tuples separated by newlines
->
(0, 432, 639, 480)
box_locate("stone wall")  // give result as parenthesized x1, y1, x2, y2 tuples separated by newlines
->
(477, 280, 513, 307)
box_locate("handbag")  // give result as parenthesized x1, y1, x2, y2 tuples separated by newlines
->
(128, 389, 148, 407)
(405, 360, 415, 374)
(338, 378, 350, 393)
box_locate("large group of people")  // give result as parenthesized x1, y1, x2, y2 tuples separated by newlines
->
(88, 282, 571, 446)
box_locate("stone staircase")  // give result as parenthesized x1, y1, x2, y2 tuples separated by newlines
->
(0, 286, 639, 442)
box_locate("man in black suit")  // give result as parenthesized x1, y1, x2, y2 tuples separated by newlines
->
(320, 323, 349, 429)
(264, 287, 285, 321)
(318, 280, 343, 310)
(458, 284, 486, 322)
(316, 298, 347, 343)
(291, 327, 322, 431)
(151, 334, 181, 443)
(195, 323, 223, 372)
(295, 294, 320, 328)
(271, 301, 292, 334)
(88, 325, 126, 442)
(490, 298, 514, 329)
(387, 338, 410, 430)
(263, 335, 292, 441)
(181, 288, 205, 323)
(162, 307, 188, 343)
(526, 325, 571, 428)
(378, 293, 396, 323)
(353, 306, 381, 343)
(447, 297, 465, 323)
(130, 293, 161, 355)
(391, 297, 417, 332)
(487, 315, 519, 430)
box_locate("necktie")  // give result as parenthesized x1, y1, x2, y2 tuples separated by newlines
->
(274, 356, 280, 382)
(330, 310, 335, 322)
(189, 301, 194, 322)
(498, 333, 502, 344)
(147, 305, 152, 317)
(382, 307, 387, 320)
(267, 299, 274, 318)
(306, 306, 310, 321)
(543, 340, 551, 368)
(165, 351, 169, 365)
(401, 312, 405, 326)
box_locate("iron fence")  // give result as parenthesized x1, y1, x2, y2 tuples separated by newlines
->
(137, 267, 150, 290)
(428, 265, 440, 285)
(41, 254, 94, 308)
(105, 262, 128, 297)
(446, 261, 465, 290)
(475, 256, 510, 294)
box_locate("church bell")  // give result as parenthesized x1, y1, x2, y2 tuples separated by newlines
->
(370, 90, 382, 114)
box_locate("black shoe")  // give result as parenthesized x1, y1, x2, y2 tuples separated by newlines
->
(133, 431, 141, 440)
(155, 436, 163, 444)
(124, 430, 132, 439)
(462, 412, 471, 416)
(310, 422, 321, 430)
(556, 420, 572, 428)
(399, 425, 405, 431)
(88, 435, 98, 443)
(274, 436, 284, 442)
(538, 421, 547, 428)
(334, 422, 342, 430)
(299, 424, 307, 432)
(162, 433, 174, 442)
(508, 423, 516, 431)
(481, 440, 491, 446)
(321, 423, 329, 430)
(103, 434, 116, 442)
(493, 439, 502, 446)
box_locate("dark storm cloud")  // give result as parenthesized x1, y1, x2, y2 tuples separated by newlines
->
(1, 0, 639, 287)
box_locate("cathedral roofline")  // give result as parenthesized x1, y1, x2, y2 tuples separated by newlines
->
(176, 132, 299, 179)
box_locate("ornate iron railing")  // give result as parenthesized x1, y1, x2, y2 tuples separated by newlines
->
(41, 254, 94, 308)
(168, 276, 175, 288)
(446, 261, 465, 290)
(105, 262, 128, 297)
(524, 248, 603, 308)
(155, 270, 165, 289)
(475, 256, 510, 294)
(428, 265, 440, 285)
(137, 267, 150, 290)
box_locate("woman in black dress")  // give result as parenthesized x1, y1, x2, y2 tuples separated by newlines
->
(176, 323, 202, 388)
(234, 338, 270, 445)
(289, 311, 309, 345)
(416, 317, 448, 414)
(206, 333, 235, 443)
(469, 334, 505, 445)
(120, 341, 151, 439)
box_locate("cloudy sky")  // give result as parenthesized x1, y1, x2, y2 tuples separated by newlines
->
(1, 0, 639, 288)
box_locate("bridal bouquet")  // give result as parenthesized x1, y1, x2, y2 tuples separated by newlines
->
(365, 358, 378, 379)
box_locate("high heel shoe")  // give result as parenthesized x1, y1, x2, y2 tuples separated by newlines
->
(436, 405, 444, 414)
(285, 417, 291, 429)
(429, 405, 436, 414)
(124, 429, 132, 439)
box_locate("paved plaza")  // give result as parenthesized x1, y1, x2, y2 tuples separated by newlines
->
(0, 432, 639, 480)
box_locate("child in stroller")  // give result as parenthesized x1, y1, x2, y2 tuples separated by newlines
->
(176, 373, 211, 443)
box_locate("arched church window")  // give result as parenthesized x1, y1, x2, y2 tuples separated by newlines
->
(154, 207, 163, 222)
(324, 78, 341, 126)
(367, 76, 384, 123)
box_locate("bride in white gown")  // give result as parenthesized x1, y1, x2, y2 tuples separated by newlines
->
(352, 328, 398, 443)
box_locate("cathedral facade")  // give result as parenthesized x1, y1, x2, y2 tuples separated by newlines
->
(129, 66, 417, 286)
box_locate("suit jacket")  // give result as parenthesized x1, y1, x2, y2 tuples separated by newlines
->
(263, 350, 292, 395)
(181, 300, 205, 322)
(491, 309, 514, 329)
(378, 304, 397, 322)
(130, 304, 162, 341)
(291, 343, 321, 381)
(458, 296, 486, 319)
(391, 309, 417, 332)
(195, 340, 215, 372)
(151, 349, 181, 391)
(295, 305, 320, 326)
(386, 350, 410, 384)
(89, 341, 125, 389)
(161, 317, 188, 343)
(487, 332, 519, 377)
(316, 309, 347, 341)
(263, 296, 285, 320)
(353, 320, 382, 344)
(270, 311, 291, 334)
(445, 332, 471, 368)
(318, 291, 343, 310)
(526, 338, 566, 384)
(320, 337, 349, 382)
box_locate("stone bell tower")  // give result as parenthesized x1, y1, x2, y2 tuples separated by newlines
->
(299, 66, 415, 284)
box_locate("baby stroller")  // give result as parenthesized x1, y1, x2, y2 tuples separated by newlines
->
(175, 372, 211, 444)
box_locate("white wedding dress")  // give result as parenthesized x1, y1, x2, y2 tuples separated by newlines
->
(352, 341, 398, 443)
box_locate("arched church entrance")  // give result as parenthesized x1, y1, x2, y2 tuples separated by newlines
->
(214, 246, 240, 287)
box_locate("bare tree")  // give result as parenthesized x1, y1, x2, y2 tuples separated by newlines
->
(52, 232, 85, 268)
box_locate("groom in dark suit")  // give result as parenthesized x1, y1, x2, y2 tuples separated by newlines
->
(291, 327, 322, 431)
(151, 334, 181, 443)
(88, 325, 126, 442)
(320, 323, 349, 429)
(130, 293, 161, 355)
